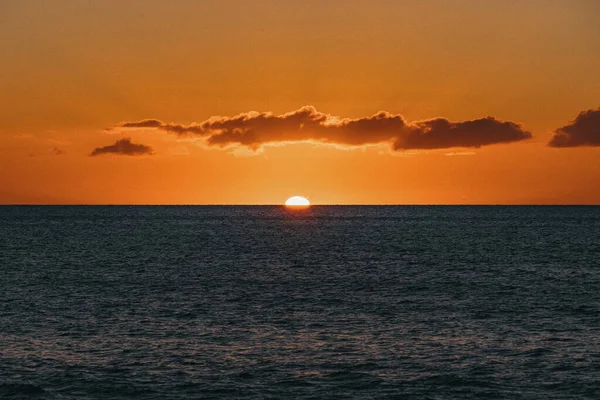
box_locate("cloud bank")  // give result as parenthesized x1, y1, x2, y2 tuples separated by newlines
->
(115, 106, 532, 151)
(90, 138, 153, 156)
(549, 108, 600, 147)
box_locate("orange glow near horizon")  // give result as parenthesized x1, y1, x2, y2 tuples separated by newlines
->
(1, 1, 600, 204)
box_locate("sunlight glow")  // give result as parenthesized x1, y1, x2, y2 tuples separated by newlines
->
(285, 196, 310, 207)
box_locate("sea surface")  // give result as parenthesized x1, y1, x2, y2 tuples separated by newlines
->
(1, 206, 600, 399)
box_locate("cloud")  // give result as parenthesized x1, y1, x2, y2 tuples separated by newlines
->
(395, 117, 532, 150)
(549, 108, 600, 147)
(114, 106, 531, 151)
(120, 119, 164, 129)
(90, 138, 153, 156)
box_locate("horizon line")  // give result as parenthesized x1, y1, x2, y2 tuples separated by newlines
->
(1, 203, 600, 207)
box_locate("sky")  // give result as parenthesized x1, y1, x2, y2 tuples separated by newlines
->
(1, 0, 600, 204)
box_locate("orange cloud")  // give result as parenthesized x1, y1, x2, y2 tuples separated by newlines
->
(549, 108, 600, 147)
(116, 106, 532, 150)
(90, 138, 153, 156)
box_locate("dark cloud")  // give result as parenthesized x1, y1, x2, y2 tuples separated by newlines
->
(395, 117, 532, 150)
(204, 107, 407, 148)
(118, 118, 205, 135)
(115, 106, 531, 150)
(120, 119, 163, 128)
(549, 108, 600, 147)
(51, 147, 65, 155)
(90, 138, 153, 156)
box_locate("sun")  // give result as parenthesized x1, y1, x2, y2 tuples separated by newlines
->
(285, 196, 310, 207)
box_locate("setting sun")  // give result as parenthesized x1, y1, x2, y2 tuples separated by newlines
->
(285, 196, 310, 207)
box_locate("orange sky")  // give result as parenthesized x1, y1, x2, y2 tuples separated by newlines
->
(1, 0, 600, 204)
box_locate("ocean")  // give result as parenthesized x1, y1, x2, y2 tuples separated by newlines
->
(1, 206, 599, 399)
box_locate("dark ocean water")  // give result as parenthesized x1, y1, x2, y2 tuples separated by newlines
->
(1, 206, 600, 399)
